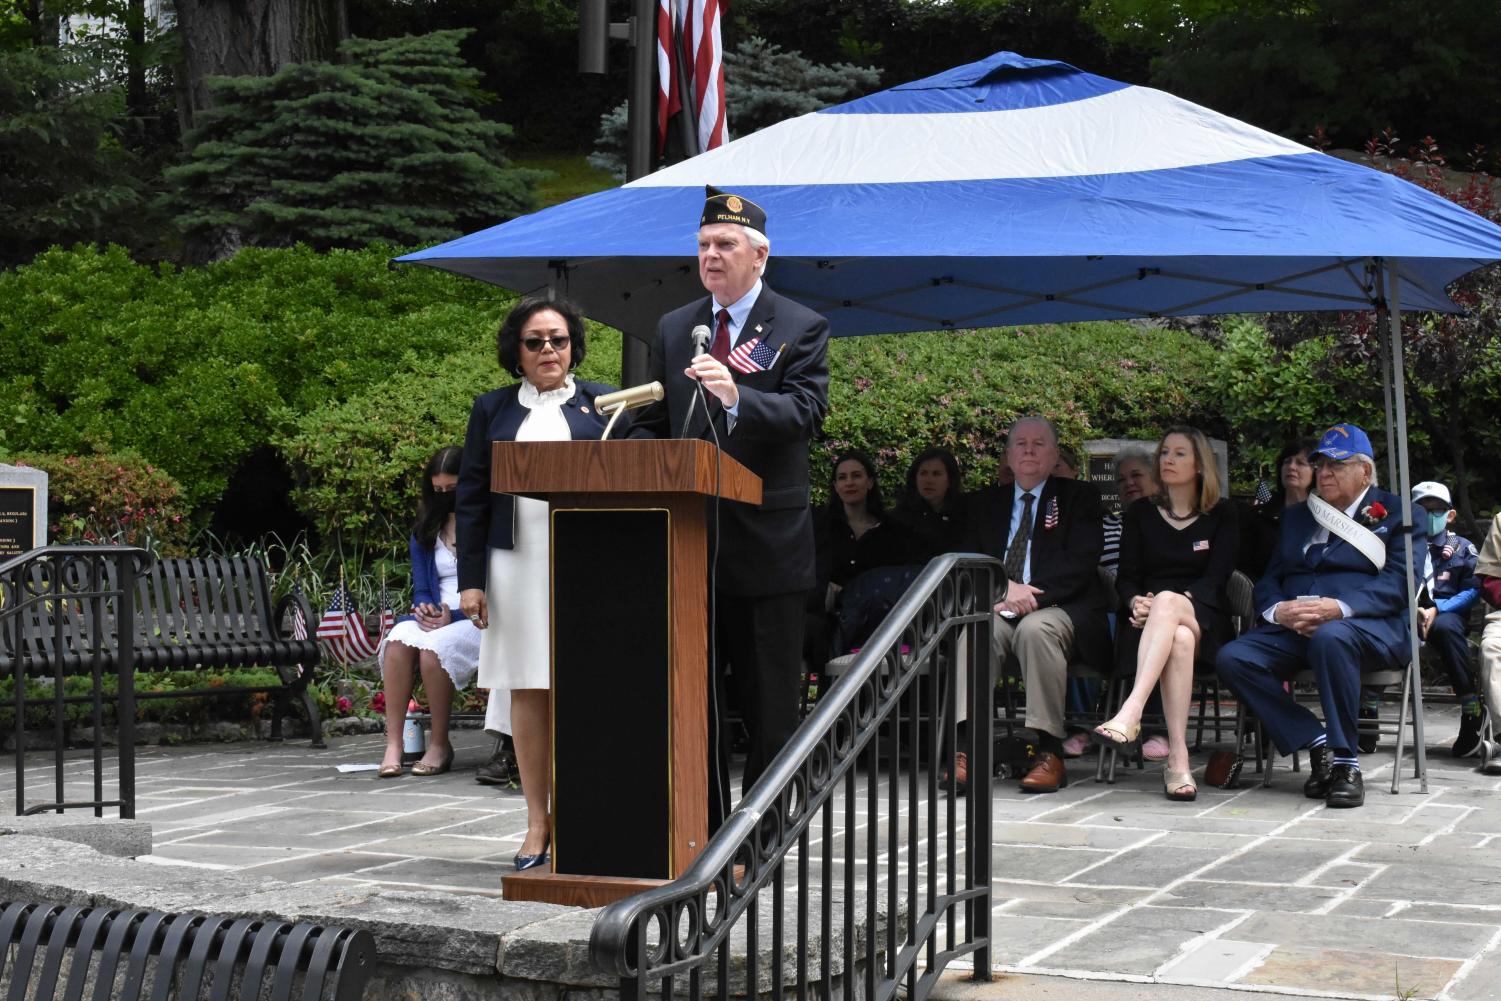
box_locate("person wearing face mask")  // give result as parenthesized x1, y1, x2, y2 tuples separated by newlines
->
(1411, 481, 1483, 757)
(378, 446, 499, 779)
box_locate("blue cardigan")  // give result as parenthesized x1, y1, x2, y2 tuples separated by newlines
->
(454, 378, 619, 592)
(407, 533, 455, 620)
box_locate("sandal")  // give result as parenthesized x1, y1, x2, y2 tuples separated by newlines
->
(410, 748, 455, 777)
(1088, 720, 1141, 754)
(1163, 768, 1198, 802)
(377, 763, 403, 779)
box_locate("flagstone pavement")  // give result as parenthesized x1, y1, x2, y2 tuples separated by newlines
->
(5, 705, 1501, 1000)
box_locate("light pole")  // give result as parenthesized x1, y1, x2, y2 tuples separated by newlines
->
(580, 0, 657, 387)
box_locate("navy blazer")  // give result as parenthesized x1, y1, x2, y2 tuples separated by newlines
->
(629, 283, 831, 596)
(1253, 485, 1427, 659)
(968, 476, 1112, 671)
(454, 378, 618, 592)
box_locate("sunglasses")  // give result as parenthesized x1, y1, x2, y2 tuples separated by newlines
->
(522, 334, 570, 353)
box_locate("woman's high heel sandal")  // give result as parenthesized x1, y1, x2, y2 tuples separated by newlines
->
(1163, 769, 1198, 802)
(1088, 720, 1141, 755)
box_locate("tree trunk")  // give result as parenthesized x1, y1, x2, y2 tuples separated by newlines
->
(174, 0, 348, 135)
(1448, 401, 1478, 538)
(28, 0, 60, 46)
(126, 0, 147, 146)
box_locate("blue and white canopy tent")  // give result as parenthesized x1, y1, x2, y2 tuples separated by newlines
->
(399, 52, 1501, 789)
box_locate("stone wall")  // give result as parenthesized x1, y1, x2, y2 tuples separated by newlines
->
(0, 823, 893, 1000)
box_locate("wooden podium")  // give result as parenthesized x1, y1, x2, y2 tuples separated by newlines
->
(492, 439, 762, 908)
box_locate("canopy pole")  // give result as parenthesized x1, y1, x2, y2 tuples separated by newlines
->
(1374, 267, 1399, 488)
(1384, 259, 1428, 793)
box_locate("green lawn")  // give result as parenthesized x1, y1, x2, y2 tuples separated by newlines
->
(516, 153, 619, 208)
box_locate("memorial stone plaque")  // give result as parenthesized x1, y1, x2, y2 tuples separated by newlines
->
(0, 463, 48, 557)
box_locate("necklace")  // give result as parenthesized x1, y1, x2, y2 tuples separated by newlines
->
(1162, 504, 1197, 522)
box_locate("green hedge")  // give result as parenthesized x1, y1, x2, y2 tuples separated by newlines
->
(5, 243, 1452, 560)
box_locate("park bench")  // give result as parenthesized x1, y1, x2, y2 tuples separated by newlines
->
(0, 899, 376, 1001)
(2, 546, 324, 816)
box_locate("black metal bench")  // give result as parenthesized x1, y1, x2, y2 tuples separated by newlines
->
(0, 899, 377, 1001)
(3, 546, 324, 817)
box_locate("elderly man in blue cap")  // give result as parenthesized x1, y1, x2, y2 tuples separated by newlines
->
(1217, 423, 1424, 808)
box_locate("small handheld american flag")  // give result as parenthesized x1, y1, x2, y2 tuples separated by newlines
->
(727, 337, 778, 374)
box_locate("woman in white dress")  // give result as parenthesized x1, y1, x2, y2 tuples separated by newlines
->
(455, 297, 618, 871)
(378, 446, 490, 777)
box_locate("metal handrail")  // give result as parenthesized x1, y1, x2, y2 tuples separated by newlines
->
(2, 545, 150, 817)
(590, 552, 999, 999)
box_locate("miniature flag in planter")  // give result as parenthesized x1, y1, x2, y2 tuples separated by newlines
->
(316, 581, 352, 663)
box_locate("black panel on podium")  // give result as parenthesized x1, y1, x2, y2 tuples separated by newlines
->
(551, 508, 672, 879)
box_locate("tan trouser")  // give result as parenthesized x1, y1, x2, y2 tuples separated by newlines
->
(1480, 613, 1501, 719)
(954, 605, 1074, 737)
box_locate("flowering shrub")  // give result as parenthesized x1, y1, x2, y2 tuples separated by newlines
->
(11, 452, 191, 553)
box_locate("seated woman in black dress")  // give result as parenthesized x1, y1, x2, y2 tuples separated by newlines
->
(1091, 426, 1238, 801)
(1238, 438, 1316, 577)
(893, 447, 967, 561)
(810, 451, 912, 660)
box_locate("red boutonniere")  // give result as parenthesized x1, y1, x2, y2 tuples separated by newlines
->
(1359, 501, 1388, 527)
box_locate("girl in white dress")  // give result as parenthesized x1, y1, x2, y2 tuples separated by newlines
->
(378, 447, 490, 777)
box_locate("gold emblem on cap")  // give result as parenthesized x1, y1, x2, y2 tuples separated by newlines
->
(725, 195, 743, 212)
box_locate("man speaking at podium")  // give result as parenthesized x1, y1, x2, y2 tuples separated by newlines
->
(630, 186, 830, 829)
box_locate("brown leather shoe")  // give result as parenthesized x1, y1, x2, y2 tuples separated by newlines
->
(1019, 751, 1069, 793)
(942, 752, 969, 796)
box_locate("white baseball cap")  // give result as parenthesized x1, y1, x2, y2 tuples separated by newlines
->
(1411, 481, 1452, 507)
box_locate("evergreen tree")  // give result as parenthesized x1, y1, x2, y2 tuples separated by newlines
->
(589, 37, 881, 179)
(0, 44, 144, 269)
(166, 29, 539, 256)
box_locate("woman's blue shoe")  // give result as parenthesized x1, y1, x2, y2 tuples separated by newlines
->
(514, 839, 550, 871)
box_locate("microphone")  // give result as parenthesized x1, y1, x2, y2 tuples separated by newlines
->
(595, 381, 664, 415)
(598, 381, 663, 440)
(682, 325, 714, 438)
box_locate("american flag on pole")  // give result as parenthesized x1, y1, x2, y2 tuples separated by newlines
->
(316, 581, 351, 663)
(656, 0, 726, 156)
(727, 337, 778, 374)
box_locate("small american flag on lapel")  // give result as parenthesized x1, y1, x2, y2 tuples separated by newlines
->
(727, 337, 778, 374)
(1193, 539, 1210, 552)
(1043, 496, 1059, 530)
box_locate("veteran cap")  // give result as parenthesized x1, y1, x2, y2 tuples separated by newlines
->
(1412, 480, 1452, 507)
(701, 185, 766, 233)
(1311, 423, 1375, 462)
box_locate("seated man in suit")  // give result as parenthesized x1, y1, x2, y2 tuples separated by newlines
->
(1216, 423, 1424, 808)
(966, 417, 1110, 793)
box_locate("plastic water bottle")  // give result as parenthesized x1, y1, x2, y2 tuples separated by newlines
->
(402, 699, 427, 763)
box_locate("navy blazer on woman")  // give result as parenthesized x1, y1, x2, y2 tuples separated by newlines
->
(1252, 485, 1426, 661)
(454, 378, 619, 592)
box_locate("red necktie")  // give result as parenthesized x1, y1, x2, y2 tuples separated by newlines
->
(710, 307, 731, 364)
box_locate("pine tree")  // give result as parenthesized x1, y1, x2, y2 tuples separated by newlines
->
(589, 37, 882, 179)
(166, 30, 539, 256)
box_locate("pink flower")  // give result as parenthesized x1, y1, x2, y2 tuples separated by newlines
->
(371, 691, 386, 714)
(335, 696, 353, 716)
